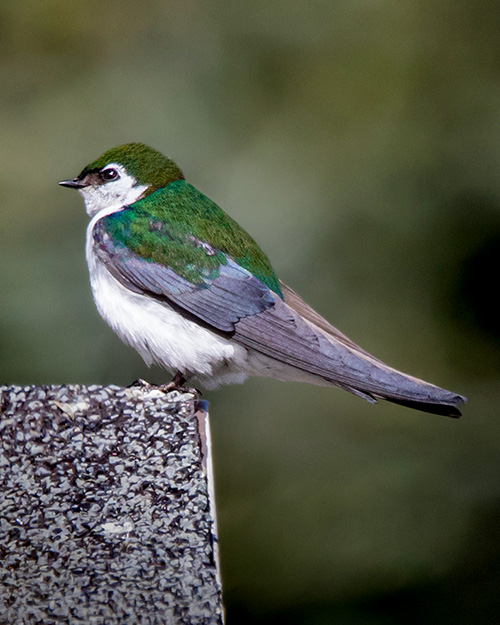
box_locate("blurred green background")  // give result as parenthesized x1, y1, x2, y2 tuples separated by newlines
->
(1, 1, 499, 622)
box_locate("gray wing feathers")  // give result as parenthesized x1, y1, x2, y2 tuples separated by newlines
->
(234, 290, 466, 416)
(175, 267, 275, 331)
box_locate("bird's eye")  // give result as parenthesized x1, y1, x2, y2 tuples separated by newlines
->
(101, 168, 119, 182)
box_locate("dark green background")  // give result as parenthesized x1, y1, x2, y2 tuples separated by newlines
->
(1, 2, 498, 622)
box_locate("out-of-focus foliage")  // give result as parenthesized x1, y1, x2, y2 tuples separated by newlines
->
(1, 1, 499, 623)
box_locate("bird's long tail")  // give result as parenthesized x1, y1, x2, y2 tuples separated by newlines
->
(235, 282, 466, 417)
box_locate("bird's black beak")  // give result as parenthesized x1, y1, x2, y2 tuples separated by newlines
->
(59, 178, 87, 189)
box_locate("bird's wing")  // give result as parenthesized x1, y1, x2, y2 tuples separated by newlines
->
(93, 213, 275, 333)
(234, 282, 466, 416)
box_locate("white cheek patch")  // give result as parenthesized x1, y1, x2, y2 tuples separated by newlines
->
(80, 163, 149, 218)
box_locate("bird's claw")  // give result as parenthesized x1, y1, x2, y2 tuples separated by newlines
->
(127, 378, 154, 390)
(128, 375, 201, 398)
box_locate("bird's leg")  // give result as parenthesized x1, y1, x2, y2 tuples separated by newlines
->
(168, 371, 188, 388)
(159, 371, 202, 397)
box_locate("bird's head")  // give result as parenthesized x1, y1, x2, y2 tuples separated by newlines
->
(59, 143, 184, 217)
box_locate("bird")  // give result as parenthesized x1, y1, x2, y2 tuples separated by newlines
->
(59, 142, 466, 417)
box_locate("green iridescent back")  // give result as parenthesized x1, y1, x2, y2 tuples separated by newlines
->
(103, 179, 283, 297)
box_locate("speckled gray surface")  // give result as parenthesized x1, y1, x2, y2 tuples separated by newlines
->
(0, 384, 223, 625)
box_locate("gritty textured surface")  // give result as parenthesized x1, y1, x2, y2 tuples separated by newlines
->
(0, 384, 223, 625)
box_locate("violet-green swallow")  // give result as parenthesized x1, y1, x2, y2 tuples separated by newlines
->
(60, 143, 466, 417)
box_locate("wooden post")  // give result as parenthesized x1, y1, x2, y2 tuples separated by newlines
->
(0, 384, 223, 624)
